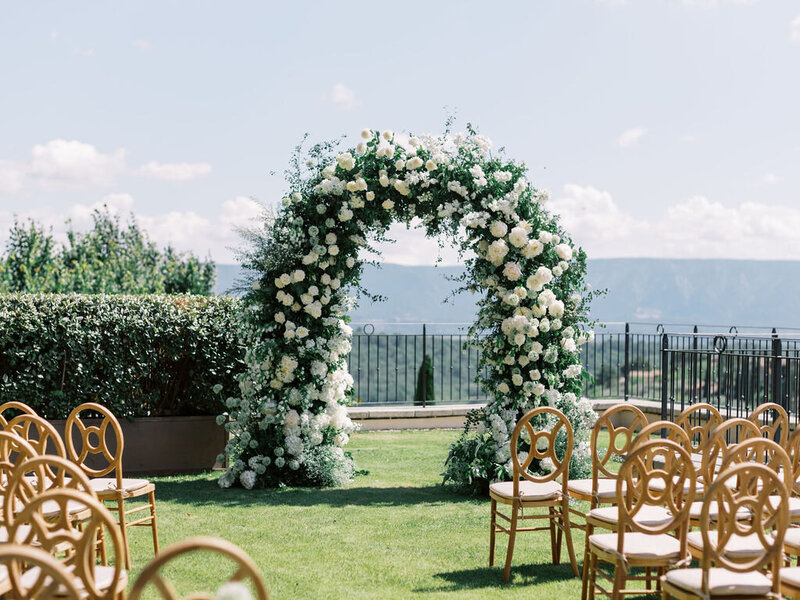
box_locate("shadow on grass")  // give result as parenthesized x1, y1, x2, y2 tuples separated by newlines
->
(416, 562, 578, 592)
(153, 476, 481, 508)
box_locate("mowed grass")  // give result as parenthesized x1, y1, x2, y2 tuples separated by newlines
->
(125, 429, 600, 599)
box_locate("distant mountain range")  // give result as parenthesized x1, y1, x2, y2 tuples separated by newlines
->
(215, 259, 800, 332)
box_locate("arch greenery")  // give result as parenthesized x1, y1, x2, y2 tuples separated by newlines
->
(218, 126, 596, 491)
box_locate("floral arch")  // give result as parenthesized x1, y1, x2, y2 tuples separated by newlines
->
(218, 126, 596, 491)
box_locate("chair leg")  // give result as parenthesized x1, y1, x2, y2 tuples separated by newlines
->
(561, 501, 579, 577)
(582, 521, 594, 600)
(503, 503, 519, 583)
(149, 490, 159, 556)
(612, 561, 626, 600)
(117, 496, 131, 571)
(489, 499, 497, 567)
(587, 548, 598, 600)
(549, 506, 557, 564)
(555, 508, 564, 564)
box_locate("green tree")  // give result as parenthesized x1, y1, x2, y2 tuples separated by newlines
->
(414, 354, 435, 406)
(0, 207, 216, 295)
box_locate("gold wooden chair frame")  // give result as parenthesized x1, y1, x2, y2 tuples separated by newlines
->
(782, 427, 800, 564)
(0, 401, 37, 428)
(6, 487, 126, 600)
(586, 439, 695, 599)
(0, 543, 85, 599)
(5, 412, 67, 458)
(129, 536, 270, 600)
(65, 401, 159, 570)
(675, 403, 723, 457)
(489, 406, 578, 582)
(660, 463, 788, 599)
(747, 402, 789, 447)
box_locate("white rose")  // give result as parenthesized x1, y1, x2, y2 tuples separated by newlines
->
(521, 240, 544, 258)
(498, 382, 510, 394)
(549, 300, 565, 318)
(279, 273, 291, 286)
(356, 142, 367, 155)
(502, 262, 522, 282)
(394, 180, 410, 196)
(486, 240, 509, 265)
(382, 130, 393, 140)
(382, 199, 395, 210)
(508, 226, 528, 248)
(555, 243, 573, 260)
(490, 221, 508, 238)
(361, 128, 372, 139)
(425, 160, 437, 171)
(328, 245, 339, 256)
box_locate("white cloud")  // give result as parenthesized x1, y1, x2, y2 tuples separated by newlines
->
(679, 134, 698, 143)
(72, 47, 94, 57)
(682, 0, 759, 6)
(323, 83, 360, 111)
(618, 126, 647, 148)
(136, 161, 212, 181)
(27, 140, 126, 188)
(761, 173, 781, 185)
(366, 221, 466, 266)
(133, 40, 152, 51)
(791, 15, 800, 43)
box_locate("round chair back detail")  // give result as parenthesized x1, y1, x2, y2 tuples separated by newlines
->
(701, 418, 761, 486)
(510, 406, 573, 497)
(0, 401, 37, 428)
(129, 536, 269, 600)
(65, 402, 125, 483)
(0, 543, 84, 599)
(632, 420, 692, 452)
(5, 413, 66, 458)
(675, 403, 723, 454)
(748, 402, 790, 446)
(7, 487, 126, 600)
(591, 404, 649, 485)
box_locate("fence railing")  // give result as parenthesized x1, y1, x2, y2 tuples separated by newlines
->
(346, 322, 800, 407)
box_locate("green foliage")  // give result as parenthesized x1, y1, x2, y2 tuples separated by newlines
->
(0, 294, 242, 418)
(413, 353, 435, 406)
(0, 207, 215, 295)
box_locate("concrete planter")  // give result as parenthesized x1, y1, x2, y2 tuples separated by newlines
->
(50, 415, 225, 476)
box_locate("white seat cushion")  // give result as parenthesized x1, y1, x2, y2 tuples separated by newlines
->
(783, 527, 800, 550)
(587, 505, 673, 528)
(647, 475, 702, 495)
(688, 500, 751, 521)
(781, 566, 800, 588)
(489, 479, 561, 501)
(664, 567, 772, 596)
(687, 531, 766, 559)
(590, 531, 682, 559)
(0, 524, 33, 544)
(19, 564, 127, 594)
(768, 495, 800, 517)
(567, 478, 620, 500)
(89, 477, 151, 495)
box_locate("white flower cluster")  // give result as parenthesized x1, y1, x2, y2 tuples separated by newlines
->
(220, 126, 594, 490)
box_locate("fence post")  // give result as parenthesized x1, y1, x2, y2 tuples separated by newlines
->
(660, 333, 669, 421)
(421, 323, 427, 408)
(624, 322, 630, 401)
(772, 328, 782, 408)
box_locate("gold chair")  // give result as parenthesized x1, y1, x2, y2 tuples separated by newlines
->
(572, 404, 649, 599)
(129, 536, 270, 600)
(687, 418, 761, 527)
(0, 401, 37, 428)
(65, 401, 159, 569)
(660, 463, 788, 599)
(489, 406, 579, 582)
(6, 487, 127, 600)
(5, 412, 67, 458)
(748, 402, 790, 447)
(686, 437, 792, 562)
(675, 403, 723, 459)
(782, 427, 800, 563)
(585, 439, 695, 599)
(0, 543, 84, 599)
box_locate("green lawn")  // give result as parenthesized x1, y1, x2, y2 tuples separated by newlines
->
(125, 430, 616, 599)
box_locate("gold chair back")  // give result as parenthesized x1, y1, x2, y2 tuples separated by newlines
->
(3, 454, 96, 526)
(509, 406, 573, 498)
(616, 439, 695, 540)
(5, 413, 66, 458)
(699, 463, 787, 581)
(718, 437, 792, 482)
(701, 418, 761, 486)
(0, 430, 38, 493)
(65, 402, 125, 485)
(632, 420, 692, 450)
(129, 536, 270, 600)
(748, 402, 790, 446)
(675, 402, 723, 454)
(7, 487, 126, 600)
(0, 401, 37, 428)
(591, 404, 648, 486)
(786, 426, 800, 496)
(0, 543, 84, 599)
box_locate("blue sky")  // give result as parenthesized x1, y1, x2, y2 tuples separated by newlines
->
(1, 1, 799, 263)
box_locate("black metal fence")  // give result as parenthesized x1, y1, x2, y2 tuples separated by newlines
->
(346, 322, 800, 408)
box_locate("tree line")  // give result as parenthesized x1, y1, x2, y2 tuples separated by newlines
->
(0, 207, 215, 295)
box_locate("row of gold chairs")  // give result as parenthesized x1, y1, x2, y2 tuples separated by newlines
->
(489, 401, 800, 598)
(0, 400, 270, 598)
(1, 401, 158, 569)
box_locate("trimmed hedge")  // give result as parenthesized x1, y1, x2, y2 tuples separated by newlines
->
(0, 294, 242, 418)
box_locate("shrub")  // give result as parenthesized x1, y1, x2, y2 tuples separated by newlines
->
(0, 294, 242, 418)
